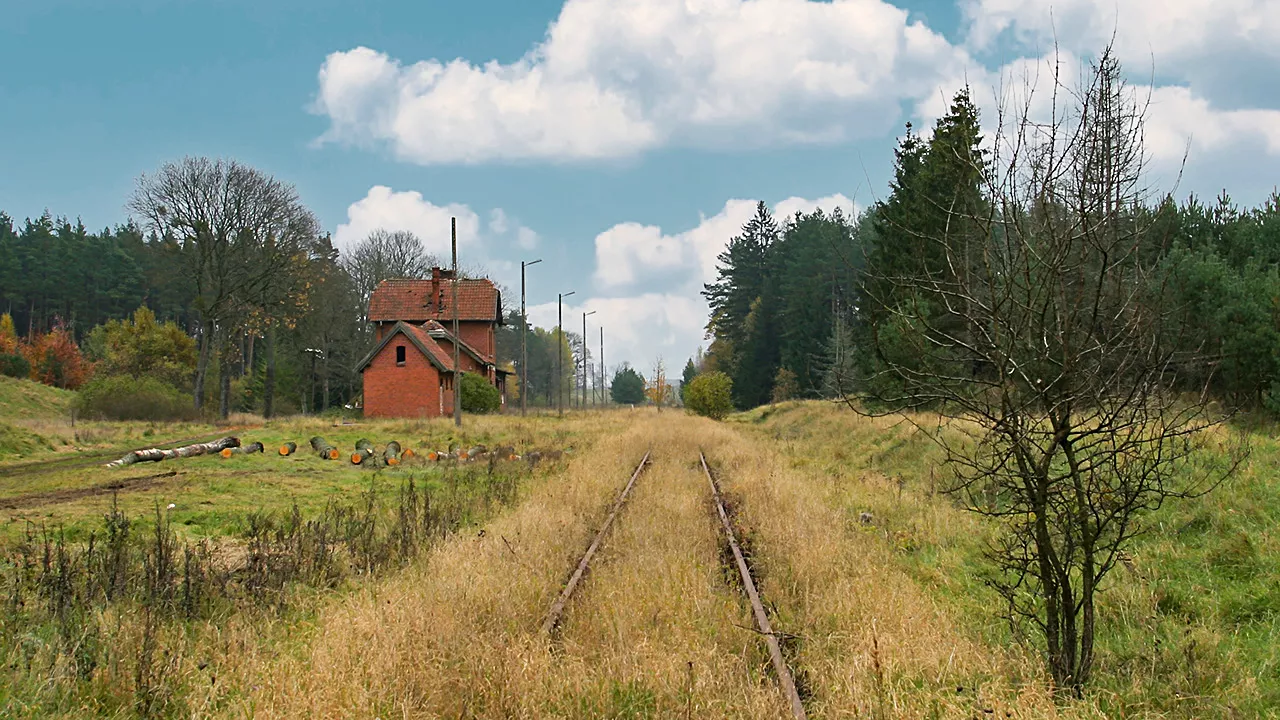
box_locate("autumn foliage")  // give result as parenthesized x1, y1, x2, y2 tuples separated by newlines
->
(0, 313, 92, 389)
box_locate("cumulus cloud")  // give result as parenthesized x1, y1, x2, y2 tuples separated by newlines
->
(963, 0, 1280, 66)
(333, 186, 480, 257)
(334, 187, 542, 291)
(593, 193, 856, 291)
(312, 0, 970, 164)
(578, 192, 856, 370)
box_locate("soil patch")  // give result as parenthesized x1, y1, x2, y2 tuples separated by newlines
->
(0, 470, 181, 509)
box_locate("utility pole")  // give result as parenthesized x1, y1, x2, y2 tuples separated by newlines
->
(582, 310, 596, 410)
(452, 217, 461, 427)
(599, 326, 605, 407)
(521, 258, 542, 416)
(557, 290, 575, 416)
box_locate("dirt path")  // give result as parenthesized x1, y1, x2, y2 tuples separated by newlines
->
(0, 470, 180, 509)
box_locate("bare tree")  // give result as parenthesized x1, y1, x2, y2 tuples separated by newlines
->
(130, 157, 320, 416)
(341, 229, 438, 322)
(849, 46, 1243, 693)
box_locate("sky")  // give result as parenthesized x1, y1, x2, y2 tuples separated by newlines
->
(2, 0, 1278, 373)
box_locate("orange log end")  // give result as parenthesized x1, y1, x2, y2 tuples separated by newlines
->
(328, 449, 339, 460)
(387, 457, 400, 466)
(220, 448, 233, 458)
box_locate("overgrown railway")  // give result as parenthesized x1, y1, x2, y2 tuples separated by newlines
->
(541, 450, 808, 720)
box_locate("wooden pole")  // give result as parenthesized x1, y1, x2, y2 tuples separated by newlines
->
(452, 217, 462, 427)
(521, 261, 528, 417)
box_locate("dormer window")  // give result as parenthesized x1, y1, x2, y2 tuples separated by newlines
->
(396, 346, 406, 366)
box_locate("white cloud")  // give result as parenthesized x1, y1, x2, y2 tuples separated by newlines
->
(593, 193, 856, 291)
(334, 187, 544, 296)
(963, 0, 1280, 67)
(516, 226, 539, 250)
(313, 0, 971, 163)
(576, 192, 856, 371)
(488, 208, 510, 235)
(528, 293, 707, 379)
(333, 185, 480, 257)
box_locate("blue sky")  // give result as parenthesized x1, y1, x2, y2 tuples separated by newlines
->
(2, 0, 1277, 371)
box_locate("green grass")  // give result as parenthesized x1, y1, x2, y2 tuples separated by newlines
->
(0, 374, 74, 420)
(741, 400, 1280, 719)
(0, 414, 590, 543)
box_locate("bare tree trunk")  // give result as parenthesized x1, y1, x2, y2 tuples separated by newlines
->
(263, 324, 276, 418)
(219, 358, 231, 420)
(193, 328, 211, 411)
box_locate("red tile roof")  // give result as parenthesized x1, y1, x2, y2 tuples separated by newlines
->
(369, 277, 501, 323)
(403, 324, 457, 371)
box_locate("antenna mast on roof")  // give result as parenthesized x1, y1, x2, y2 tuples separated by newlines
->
(452, 217, 462, 427)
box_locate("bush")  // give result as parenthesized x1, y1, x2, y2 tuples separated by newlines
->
(460, 372, 501, 413)
(22, 322, 91, 389)
(684, 371, 734, 420)
(0, 352, 29, 379)
(76, 375, 199, 421)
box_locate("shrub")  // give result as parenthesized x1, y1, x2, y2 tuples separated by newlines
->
(771, 367, 799, 403)
(83, 307, 197, 390)
(22, 322, 91, 389)
(0, 313, 17, 354)
(611, 366, 646, 405)
(684, 371, 734, 420)
(0, 352, 29, 379)
(76, 375, 198, 421)
(459, 372, 501, 413)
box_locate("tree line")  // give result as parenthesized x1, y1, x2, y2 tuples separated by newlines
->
(0, 158, 601, 417)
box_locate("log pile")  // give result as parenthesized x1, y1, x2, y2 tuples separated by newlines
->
(106, 437, 240, 468)
(220, 442, 265, 458)
(310, 436, 340, 460)
(351, 439, 375, 465)
(383, 441, 402, 466)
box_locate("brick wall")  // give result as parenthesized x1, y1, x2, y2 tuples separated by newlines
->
(458, 321, 495, 359)
(362, 337, 444, 418)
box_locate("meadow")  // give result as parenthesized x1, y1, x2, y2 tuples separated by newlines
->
(1, 375, 1276, 718)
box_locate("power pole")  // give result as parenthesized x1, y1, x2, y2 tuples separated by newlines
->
(557, 290, 574, 416)
(599, 326, 605, 407)
(452, 217, 461, 427)
(582, 310, 596, 411)
(520, 258, 541, 416)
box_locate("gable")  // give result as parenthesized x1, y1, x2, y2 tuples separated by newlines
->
(355, 321, 456, 373)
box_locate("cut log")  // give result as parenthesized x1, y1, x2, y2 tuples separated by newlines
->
(310, 436, 340, 460)
(401, 448, 416, 460)
(221, 442, 265, 458)
(106, 437, 240, 468)
(279, 441, 297, 456)
(351, 438, 375, 465)
(383, 441, 402, 466)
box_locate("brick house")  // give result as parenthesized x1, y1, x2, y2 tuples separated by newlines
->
(356, 268, 509, 418)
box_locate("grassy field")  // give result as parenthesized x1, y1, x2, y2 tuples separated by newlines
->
(1, 391, 1276, 718)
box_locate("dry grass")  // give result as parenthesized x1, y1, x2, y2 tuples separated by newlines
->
(203, 410, 1082, 719)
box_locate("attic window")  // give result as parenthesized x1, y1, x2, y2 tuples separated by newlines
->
(395, 346, 406, 366)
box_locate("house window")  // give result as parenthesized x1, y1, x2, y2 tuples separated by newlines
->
(396, 346, 406, 365)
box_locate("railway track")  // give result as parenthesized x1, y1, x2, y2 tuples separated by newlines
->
(542, 450, 651, 635)
(541, 450, 808, 720)
(700, 451, 808, 720)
